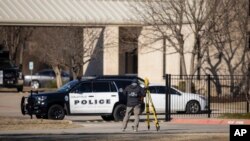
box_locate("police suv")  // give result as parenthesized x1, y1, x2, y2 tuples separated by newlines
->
(0, 51, 23, 92)
(21, 76, 144, 121)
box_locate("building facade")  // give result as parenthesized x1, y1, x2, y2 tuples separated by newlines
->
(0, 0, 249, 83)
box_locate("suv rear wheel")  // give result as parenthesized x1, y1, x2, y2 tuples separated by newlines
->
(113, 104, 126, 121)
(17, 86, 23, 92)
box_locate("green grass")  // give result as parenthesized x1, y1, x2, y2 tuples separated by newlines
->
(219, 113, 250, 119)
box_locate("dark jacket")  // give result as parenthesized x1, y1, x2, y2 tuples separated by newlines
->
(123, 84, 145, 107)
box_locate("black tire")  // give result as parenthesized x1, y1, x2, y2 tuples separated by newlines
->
(17, 86, 23, 92)
(21, 96, 25, 115)
(113, 104, 126, 121)
(186, 100, 201, 114)
(101, 115, 114, 121)
(48, 104, 65, 120)
(31, 80, 40, 89)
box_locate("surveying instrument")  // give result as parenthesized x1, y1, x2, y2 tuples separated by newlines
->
(144, 78, 160, 131)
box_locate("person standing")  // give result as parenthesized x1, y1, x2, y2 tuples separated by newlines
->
(122, 79, 145, 132)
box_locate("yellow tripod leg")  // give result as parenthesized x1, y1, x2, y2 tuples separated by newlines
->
(146, 90, 150, 130)
(148, 90, 160, 131)
(144, 77, 160, 131)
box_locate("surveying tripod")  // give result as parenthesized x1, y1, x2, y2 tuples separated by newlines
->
(144, 78, 160, 131)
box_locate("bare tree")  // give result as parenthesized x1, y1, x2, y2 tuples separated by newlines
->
(134, 0, 248, 95)
(133, 0, 220, 75)
(204, 0, 248, 96)
(30, 27, 67, 88)
(64, 27, 106, 79)
(133, 0, 188, 75)
(184, 0, 219, 75)
(30, 26, 110, 88)
(133, 0, 220, 92)
(0, 26, 33, 69)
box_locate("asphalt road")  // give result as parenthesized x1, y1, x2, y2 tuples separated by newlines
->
(0, 133, 229, 141)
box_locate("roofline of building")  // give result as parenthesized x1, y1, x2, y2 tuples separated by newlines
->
(0, 22, 145, 27)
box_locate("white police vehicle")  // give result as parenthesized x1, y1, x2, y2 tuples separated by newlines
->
(21, 76, 144, 121)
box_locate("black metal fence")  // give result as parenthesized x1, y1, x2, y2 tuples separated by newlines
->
(165, 74, 249, 120)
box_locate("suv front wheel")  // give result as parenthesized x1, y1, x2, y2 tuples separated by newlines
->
(113, 104, 126, 121)
(48, 104, 65, 120)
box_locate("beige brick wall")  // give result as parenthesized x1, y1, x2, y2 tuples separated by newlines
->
(103, 26, 119, 75)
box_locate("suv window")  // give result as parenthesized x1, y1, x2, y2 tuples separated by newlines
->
(169, 87, 180, 95)
(114, 80, 132, 89)
(61, 71, 69, 77)
(156, 86, 180, 95)
(0, 60, 14, 68)
(72, 82, 92, 93)
(155, 86, 166, 94)
(149, 86, 157, 93)
(38, 70, 53, 76)
(110, 82, 117, 92)
(93, 82, 111, 92)
(150, 86, 179, 94)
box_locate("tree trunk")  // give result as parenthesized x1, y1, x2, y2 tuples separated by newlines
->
(18, 42, 24, 70)
(213, 75, 222, 96)
(52, 65, 62, 88)
(190, 52, 195, 75)
(180, 53, 187, 76)
(180, 51, 191, 92)
(70, 58, 80, 80)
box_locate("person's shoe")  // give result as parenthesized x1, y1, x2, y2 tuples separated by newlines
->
(132, 126, 138, 132)
(122, 128, 125, 132)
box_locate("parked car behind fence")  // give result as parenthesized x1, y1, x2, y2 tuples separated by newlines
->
(24, 69, 70, 89)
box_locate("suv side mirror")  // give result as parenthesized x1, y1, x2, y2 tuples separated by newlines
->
(119, 88, 123, 93)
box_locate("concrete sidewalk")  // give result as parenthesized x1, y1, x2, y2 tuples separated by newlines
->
(170, 118, 250, 125)
(1, 116, 250, 135)
(67, 115, 250, 125)
(0, 120, 230, 135)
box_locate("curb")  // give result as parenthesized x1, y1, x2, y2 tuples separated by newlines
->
(170, 118, 250, 125)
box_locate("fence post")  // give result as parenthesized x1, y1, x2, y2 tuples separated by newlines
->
(165, 74, 171, 121)
(207, 74, 211, 118)
(247, 101, 249, 113)
(168, 74, 171, 120)
(247, 74, 249, 113)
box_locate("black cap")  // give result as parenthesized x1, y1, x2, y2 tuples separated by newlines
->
(132, 79, 138, 84)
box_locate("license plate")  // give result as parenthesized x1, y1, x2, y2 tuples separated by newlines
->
(0, 70, 3, 84)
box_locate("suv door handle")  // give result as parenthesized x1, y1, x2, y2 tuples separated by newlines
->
(89, 95, 94, 97)
(111, 95, 116, 97)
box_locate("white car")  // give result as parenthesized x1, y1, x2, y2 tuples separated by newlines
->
(147, 84, 208, 114)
